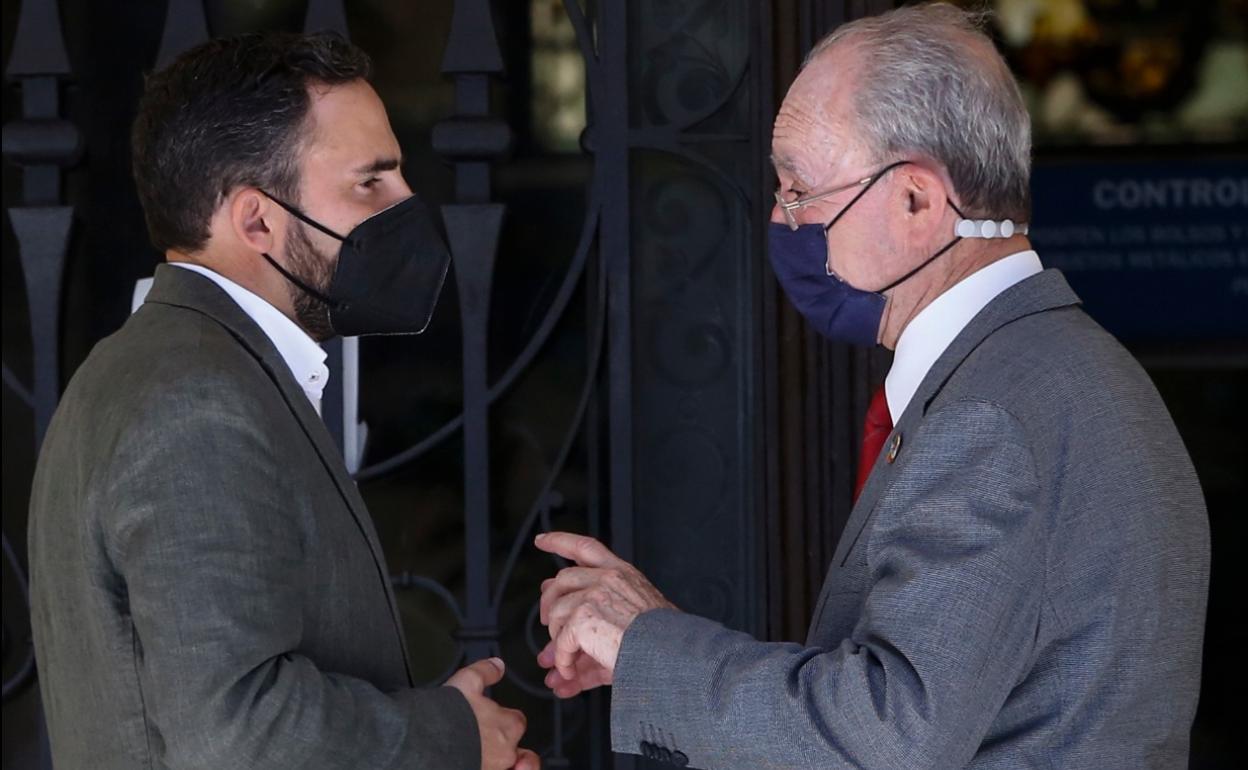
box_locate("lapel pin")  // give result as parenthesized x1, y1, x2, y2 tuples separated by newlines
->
(886, 433, 902, 464)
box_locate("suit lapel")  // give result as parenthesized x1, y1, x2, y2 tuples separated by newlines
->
(829, 269, 1082, 570)
(144, 264, 413, 683)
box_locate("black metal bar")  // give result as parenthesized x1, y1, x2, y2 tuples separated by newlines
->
(155, 0, 210, 69)
(436, 0, 509, 667)
(304, 0, 349, 35)
(600, 0, 635, 578)
(3, 0, 77, 450)
(444, 203, 504, 663)
(8, 208, 72, 447)
(2, 6, 78, 770)
(321, 337, 345, 453)
(4, 0, 70, 79)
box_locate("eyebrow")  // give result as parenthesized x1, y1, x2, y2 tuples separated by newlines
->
(770, 152, 813, 187)
(353, 156, 403, 176)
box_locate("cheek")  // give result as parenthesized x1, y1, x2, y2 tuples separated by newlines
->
(836, 201, 912, 284)
(825, 218, 883, 284)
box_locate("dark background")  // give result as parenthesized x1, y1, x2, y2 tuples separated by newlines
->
(3, 1, 1244, 768)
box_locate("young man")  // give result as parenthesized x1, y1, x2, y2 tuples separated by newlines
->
(29, 32, 536, 770)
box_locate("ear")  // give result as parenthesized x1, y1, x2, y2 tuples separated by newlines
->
(229, 188, 282, 256)
(896, 164, 950, 242)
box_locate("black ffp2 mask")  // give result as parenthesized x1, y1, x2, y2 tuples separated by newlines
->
(260, 192, 451, 337)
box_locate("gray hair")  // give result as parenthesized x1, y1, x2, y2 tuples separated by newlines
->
(805, 2, 1031, 220)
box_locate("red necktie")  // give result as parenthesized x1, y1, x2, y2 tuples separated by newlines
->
(854, 385, 893, 502)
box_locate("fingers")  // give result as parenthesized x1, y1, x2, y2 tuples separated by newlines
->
(545, 585, 598, 644)
(543, 653, 612, 698)
(539, 628, 614, 698)
(447, 660, 536, 770)
(537, 640, 556, 669)
(502, 706, 527, 745)
(514, 748, 541, 770)
(548, 674, 584, 699)
(534, 532, 626, 569)
(539, 566, 600, 626)
(480, 701, 526, 770)
(553, 606, 595, 680)
(445, 656, 505, 695)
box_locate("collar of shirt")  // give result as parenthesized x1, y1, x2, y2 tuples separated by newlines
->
(884, 250, 1043, 424)
(169, 262, 330, 414)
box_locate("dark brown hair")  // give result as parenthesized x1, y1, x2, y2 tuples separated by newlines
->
(131, 32, 371, 253)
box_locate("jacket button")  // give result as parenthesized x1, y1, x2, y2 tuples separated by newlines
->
(672, 750, 689, 767)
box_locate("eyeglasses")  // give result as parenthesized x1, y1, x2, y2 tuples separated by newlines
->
(773, 160, 912, 231)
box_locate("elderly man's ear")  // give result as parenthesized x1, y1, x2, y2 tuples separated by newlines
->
(898, 165, 952, 241)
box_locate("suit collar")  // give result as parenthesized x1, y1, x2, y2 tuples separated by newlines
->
(145, 262, 291, 372)
(909, 268, 1080, 418)
(884, 251, 1043, 424)
(165, 262, 329, 409)
(829, 269, 1081, 568)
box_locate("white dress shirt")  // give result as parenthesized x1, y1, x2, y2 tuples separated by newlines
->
(170, 262, 329, 414)
(884, 250, 1043, 424)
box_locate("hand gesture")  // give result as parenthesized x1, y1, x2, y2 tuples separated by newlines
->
(534, 532, 675, 697)
(444, 658, 541, 770)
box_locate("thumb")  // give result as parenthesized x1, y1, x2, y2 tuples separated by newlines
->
(446, 657, 506, 694)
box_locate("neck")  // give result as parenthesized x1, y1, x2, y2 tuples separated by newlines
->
(878, 235, 1031, 350)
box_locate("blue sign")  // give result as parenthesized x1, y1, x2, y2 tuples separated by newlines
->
(1030, 159, 1248, 341)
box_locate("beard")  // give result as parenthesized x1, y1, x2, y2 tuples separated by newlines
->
(284, 221, 337, 342)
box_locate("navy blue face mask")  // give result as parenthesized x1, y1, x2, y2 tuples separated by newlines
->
(768, 160, 969, 347)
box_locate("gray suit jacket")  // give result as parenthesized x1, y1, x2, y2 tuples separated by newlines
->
(610, 270, 1210, 769)
(28, 264, 478, 769)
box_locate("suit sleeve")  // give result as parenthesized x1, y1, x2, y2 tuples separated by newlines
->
(102, 373, 479, 770)
(610, 399, 1045, 769)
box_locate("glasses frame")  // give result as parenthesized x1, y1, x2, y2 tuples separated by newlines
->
(773, 160, 911, 231)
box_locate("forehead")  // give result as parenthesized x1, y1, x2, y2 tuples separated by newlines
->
(771, 49, 861, 183)
(301, 80, 400, 171)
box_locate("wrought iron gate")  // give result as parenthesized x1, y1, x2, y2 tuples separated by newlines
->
(3, 1, 798, 767)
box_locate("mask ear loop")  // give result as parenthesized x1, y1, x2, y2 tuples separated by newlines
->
(821, 161, 912, 235)
(876, 236, 961, 293)
(261, 191, 350, 242)
(873, 197, 973, 294)
(256, 191, 346, 316)
(821, 160, 912, 277)
(259, 251, 342, 311)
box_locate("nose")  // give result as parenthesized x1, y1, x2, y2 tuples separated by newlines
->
(373, 176, 413, 215)
(769, 197, 788, 226)
(389, 173, 413, 204)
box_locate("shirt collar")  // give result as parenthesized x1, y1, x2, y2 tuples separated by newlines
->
(884, 250, 1043, 424)
(169, 262, 329, 412)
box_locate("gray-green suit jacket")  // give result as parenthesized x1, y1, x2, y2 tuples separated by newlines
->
(28, 264, 477, 769)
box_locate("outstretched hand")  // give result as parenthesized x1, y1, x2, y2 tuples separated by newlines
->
(534, 532, 675, 698)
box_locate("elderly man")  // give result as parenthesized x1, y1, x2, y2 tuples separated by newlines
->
(535, 4, 1209, 768)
